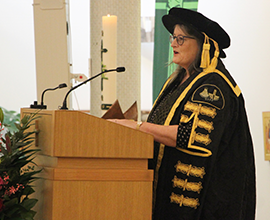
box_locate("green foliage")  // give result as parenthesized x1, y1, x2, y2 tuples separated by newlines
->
(0, 108, 41, 220)
(0, 107, 20, 134)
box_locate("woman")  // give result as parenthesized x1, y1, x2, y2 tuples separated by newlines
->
(110, 8, 256, 220)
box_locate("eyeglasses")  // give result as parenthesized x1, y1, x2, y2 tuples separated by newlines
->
(169, 35, 195, 46)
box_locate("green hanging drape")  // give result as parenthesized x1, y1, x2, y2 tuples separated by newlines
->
(152, 0, 199, 102)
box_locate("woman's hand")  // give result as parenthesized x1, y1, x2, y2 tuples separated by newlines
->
(107, 119, 178, 147)
(107, 119, 137, 129)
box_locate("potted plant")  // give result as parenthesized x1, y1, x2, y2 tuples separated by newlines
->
(0, 107, 41, 220)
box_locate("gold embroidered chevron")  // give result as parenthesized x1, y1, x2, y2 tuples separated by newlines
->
(184, 101, 217, 118)
(170, 193, 200, 209)
(174, 161, 206, 179)
(172, 176, 203, 194)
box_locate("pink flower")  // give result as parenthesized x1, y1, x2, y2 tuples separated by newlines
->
(0, 177, 4, 185)
(3, 174, 9, 182)
(0, 175, 8, 190)
(5, 186, 16, 196)
(4, 184, 24, 196)
(0, 198, 4, 212)
(16, 184, 24, 191)
(9, 186, 16, 194)
(0, 177, 4, 190)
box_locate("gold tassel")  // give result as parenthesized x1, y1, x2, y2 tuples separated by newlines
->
(200, 32, 221, 72)
(200, 33, 210, 69)
(206, 38, 220, 72)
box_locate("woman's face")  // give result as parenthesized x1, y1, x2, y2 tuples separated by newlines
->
(171, 25, 199, 73)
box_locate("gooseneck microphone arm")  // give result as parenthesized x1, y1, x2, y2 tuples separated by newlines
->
(60, 67, 125, 110)
(41, 83, 67, 105)
(30, 83, 67, 109)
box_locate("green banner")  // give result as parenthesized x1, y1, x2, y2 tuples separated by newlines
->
(152, 0, 199, 102)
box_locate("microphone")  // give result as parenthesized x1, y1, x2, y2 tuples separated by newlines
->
(30, 83, 67, 109)
(60, 67, 125, 110)
(116, 67, 125, 72)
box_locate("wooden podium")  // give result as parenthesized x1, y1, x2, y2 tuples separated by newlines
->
(21, 109, 154, 220)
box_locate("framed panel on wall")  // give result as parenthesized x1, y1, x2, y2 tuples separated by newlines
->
(262, 112, 270, 160)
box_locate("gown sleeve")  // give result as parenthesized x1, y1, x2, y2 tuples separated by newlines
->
(175, 73, 236, 158)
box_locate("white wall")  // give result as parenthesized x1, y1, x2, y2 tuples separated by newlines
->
(1, 0, 270, 219)
(0, 0, 90, 112)
(141, 0, 155, 110)
(198, 0, 270, 219)
(0, 1, 36, 112)
(68, 0, 90, 110)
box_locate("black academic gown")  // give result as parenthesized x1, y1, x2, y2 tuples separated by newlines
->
(148, 60, 256, 220)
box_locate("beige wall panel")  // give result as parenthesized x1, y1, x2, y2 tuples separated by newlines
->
(33, 0, 71, 109)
